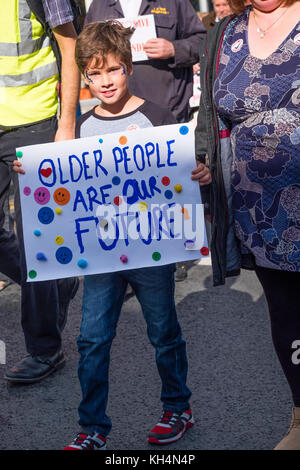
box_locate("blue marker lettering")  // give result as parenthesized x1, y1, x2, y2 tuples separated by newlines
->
(156, 143, 165, 168)
(57, 157, 69, 184)
(97, 218, 119, 251)
(112, 146, 123, 173)
(133, 144, 145, 171)
(75, 216, 97, 253)
(82, 152, 93, 180)
(123, 146, 133, 175)
(167, 140, 177, 167)
(69, 154, 83, 182)
(38, 159, 56, 187)
(87, 186, 102, 211)
(144, 142, 155, 167)
(148, 176, 161, 197)
(100, 184, 112, 204)
(73, 190, 88, 212)
(93, 149, 108, 177)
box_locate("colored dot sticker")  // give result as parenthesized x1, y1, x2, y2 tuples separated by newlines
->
(53, 187, 70, 206)
(55, 246, 73, 264)
(38, 207, 54, 225)
(34, 229, 41, 237)
(34, 187, 50, 205)
(152, 251, 161, 262)
(119, 136, 127, 145)
(99, 138, 103, 143)
(36, 252, 47, 261)
(120, 255, 128, 264)
(164, 190, 173, 200)
(28, 270, 37, 279)
(200, 246, 210, 256)
(174, 184, 182, 193)
(78, 259, 88, 269)
(112, 176, 121, 185)
(179, 125, 189, 135)
(184, 239, 195, 249)
(161, 176, 170, 186)
(138, 202, 148, 211)
(23, 187, 31, 196)
(181, 207, 190, 220)
(55, 235, 64, 245)
(114, 196, 122, 206)
(56, 207, 62, 215)
(16, 151, 23, 158)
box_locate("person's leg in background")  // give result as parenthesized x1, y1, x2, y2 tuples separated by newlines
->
(254, 265, 300, 450)
(1, 118, 78, 383)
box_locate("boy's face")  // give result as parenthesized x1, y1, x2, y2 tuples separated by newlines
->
(84, 53, 132, 107)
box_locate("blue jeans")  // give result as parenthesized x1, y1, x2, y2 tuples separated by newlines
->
(77, 264, 191, 436)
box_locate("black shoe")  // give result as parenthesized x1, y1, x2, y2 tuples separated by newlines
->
(4, 350, 65, 384)
(57, 277, 79, 331)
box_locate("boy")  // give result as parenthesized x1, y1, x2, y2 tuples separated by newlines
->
(66, 20, 211, 451)
(16, 20, 211, 450)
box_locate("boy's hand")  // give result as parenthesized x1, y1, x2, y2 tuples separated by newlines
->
(191, 162, 211, 186)
(144, 38, 175, 60)
(13, 159, 25, 175)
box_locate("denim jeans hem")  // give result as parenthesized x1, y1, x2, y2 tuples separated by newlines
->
(162, 400, 191, 413)
(80, 425, 110, 437)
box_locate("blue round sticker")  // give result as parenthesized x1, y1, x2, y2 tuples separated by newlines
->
(164, 190, 173, 200)
(112, 176, 121, 185)
(56, 246, 73, 264)
(179, 125, 189, 135)
(38, 207, 54, 225)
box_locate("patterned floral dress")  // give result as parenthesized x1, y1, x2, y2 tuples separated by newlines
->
(214, 7, 300, 271)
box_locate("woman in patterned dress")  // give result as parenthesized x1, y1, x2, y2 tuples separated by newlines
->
(196, 0, 300, 449)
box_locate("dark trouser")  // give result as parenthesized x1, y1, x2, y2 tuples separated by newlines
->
(0, 117, 61, 355)
(254, 264, 300, 406)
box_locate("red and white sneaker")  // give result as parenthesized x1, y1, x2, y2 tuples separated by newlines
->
(64, 432, 106, 450)
(148, 406, 194, 445)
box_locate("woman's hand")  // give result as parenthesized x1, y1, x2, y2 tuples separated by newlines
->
(191, 161, 211, 186)
(13, 159, 25, 175)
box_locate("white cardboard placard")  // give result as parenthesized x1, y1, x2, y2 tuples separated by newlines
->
(117, 15, 157, 62)
(17, 123, 209, 282)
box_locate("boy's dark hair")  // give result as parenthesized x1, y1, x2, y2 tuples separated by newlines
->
(75, 20, 133, 73)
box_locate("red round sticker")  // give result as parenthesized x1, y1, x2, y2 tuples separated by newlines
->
(162, 176, 170, 186)
(200, 246, 209, 256)
(114, 196, 122, 206)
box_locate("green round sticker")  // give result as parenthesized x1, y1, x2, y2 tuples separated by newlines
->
(28, 270, 37, 279)
(152, 251, 161, 262)
(16, 151, 23, 158)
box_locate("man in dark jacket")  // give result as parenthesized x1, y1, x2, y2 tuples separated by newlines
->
(85, 0, 206, 123)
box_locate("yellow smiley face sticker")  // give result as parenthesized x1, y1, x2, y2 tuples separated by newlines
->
(53, 187, 70, 206)
(55, 235, 64, 245)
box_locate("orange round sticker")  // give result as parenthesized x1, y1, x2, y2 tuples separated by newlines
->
(119, 136, 127, 145)
(53, 187, 70, 206)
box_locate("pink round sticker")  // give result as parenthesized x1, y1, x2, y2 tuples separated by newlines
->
(34, 187, 50, 205)
(23, 186, 31, 196)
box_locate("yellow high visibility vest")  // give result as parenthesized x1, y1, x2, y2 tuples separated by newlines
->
(0, 0, 59, 127)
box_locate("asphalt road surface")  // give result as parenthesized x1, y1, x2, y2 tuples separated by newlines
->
(0, 260, 293, 450)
